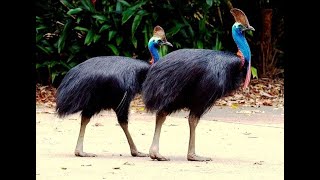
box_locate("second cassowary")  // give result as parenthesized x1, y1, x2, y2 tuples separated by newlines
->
(55, 26, 172, 157)
(142, 8, 255, 161)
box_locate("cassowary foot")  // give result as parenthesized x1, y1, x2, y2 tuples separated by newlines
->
(149, 152, 170, 161)
(131, 151, 149, 157)
(75, 150, 97, 157)
(187, 154, 212, 161)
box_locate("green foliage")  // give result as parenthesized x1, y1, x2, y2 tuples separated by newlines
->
(35, 0, 240, 85)
(36, 0, 284, 86)
(251, 66, 258, 79)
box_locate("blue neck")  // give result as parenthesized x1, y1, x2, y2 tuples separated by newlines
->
(232, 23, 251, 63)
(148, 37, 160, 63)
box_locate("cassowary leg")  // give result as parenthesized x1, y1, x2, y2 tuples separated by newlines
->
(119, 122, 148, 157)
(116, 101, 148, 157)
(74, 116, 96, 157)
(149, 112, 170, 161)
(187, 114, 212, 161)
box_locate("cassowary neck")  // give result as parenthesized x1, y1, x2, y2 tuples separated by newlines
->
(232, 24, 251, 64)
(148, 41, 160, 63)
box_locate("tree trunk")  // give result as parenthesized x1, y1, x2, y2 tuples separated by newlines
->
(260, 9, 272, 77)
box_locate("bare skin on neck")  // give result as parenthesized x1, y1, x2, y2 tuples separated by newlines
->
(74, 116, 148, 157)
(187, 114, 212, 161)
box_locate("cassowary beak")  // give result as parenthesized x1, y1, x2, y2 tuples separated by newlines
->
(162, 41, 173, 47)
(247, 25, 255, 31)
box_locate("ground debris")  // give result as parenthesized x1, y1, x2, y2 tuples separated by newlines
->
(36, 78, 284, 111)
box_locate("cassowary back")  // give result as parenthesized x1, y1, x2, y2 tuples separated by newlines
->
(142, 49, 245, 117)
(56, 56, 150, 118)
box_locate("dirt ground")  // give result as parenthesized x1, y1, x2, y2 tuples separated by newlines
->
(36, 105, 284, 180)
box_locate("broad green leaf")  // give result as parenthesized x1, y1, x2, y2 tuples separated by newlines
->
(81, 0, 95, 12)
(131, 36, 137, 48)
(74, 26, 89, 32)
(84, 30, 94, 45)
(68, 44, 81, 54)
(36, 35, 42, 43)
(214, 35, 222, 50)
(51, 71, 58, 83)
(68, 62, 77, 68)
(93, 34, 101, 43)
(58, 20, 72, 53)
(167, 23, 185, 37)
(118, 0, 130, 6)
(92, 14, 107, 21)
(123, 51, 131, 57)
(99, 24, 111, 33)
(66, 54, 75, 63)
(143, 24, 149, 46)
(246, 30, 253, 37)
(137, 9, 148, 16)
(128, 1, 147, 11)
(36, 63, 43, 69)
(206, 0, 213, 7)
(60, 0, 74, 9)
(199, 18, 206, 34)
(36, 16, 43, 23)
(36, 25, 47, 32)
(122, 9, 135, 24)
(251, 66, 258, 79)
(116, 36, 123, 46)
(36, 45, 52, 54)
(59, 61, 71, 69)
(76, 17, 81, 23)
(159, 46, 168, 57)
(188, 26, 195, 39)
(108, 31, 117, 41)
(116, 1, 122, 12)
(107, 44, 119, 55)
(196, 40, 203, 49)
(132, 15, 142, 36)
(67, 8, 83, 15)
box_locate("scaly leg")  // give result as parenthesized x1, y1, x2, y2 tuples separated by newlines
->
(187, 114, 212, 161)
(119, 123, 148, 157)
(74, 116, 96, 157)
(149, 112, 170, 161)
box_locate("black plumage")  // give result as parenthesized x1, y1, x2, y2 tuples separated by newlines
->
(55, 26, 171, 157)
(56, 56, 149, 120)
(142, 8, 254, 161)
(143, 49, 245, 118)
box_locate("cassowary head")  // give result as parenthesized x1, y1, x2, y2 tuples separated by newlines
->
(230, 8, 255, 33)
(148, 26, 172, 64)
(230, 8, 254, 89)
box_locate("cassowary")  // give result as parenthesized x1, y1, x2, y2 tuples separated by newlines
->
(142, 8, 255, 161)
(55, 26, 172, 157)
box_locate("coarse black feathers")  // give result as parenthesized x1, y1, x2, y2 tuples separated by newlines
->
(56, 56, 149, 122)
(142, 49, 246, 118)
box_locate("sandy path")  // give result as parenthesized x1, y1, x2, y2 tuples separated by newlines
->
(36, 107, 283, 180)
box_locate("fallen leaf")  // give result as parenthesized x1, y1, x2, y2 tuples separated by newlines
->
(81, 164, 92, 166)
(123, 162, 135, 166)
(236, 110, 252, 114)
(94, 122, 103, 126)
(254, 161, 264, 165)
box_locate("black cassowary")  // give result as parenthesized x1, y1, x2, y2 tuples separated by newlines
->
(55, 26, 172, 157)
(142, 8, 255, 161)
